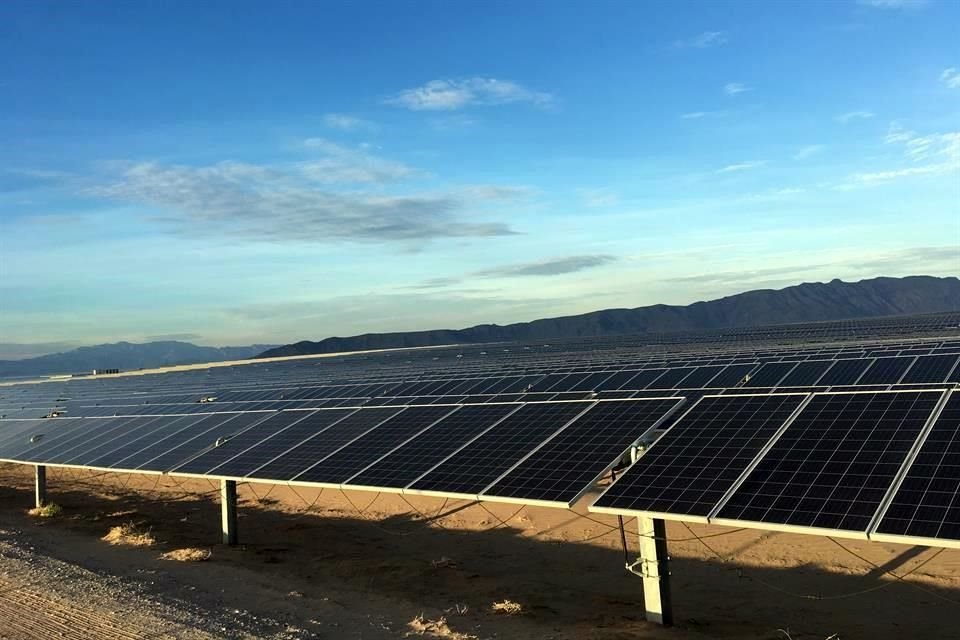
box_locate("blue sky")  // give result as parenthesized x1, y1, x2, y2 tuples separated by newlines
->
(1, 0, 958, 357)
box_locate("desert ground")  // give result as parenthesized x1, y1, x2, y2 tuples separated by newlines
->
(0, 463, 958, 640)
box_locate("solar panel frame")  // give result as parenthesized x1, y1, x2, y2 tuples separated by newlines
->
(290, 404, 460, 487)
(480, 397, 685, 508)
(343, 403, 524, 493)
(405, 400, 597, 500)
(870, 391, 960, 548)
(589, 393, 811, 523)
(711, 389, 946, 540)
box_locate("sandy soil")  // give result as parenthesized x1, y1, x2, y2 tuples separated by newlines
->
(1, 464, 958, 640)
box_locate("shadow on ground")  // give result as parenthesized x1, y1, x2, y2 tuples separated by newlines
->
(1, 464, 958, 640)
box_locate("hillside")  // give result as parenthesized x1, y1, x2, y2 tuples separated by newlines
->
(0, 341, 277, 378)
(259, 275, 960, 358)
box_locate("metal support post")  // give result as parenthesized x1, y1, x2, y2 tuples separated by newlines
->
(220, 479, 238, 545)
(636, 516, 673, 626)
(35, 465, 47, 509)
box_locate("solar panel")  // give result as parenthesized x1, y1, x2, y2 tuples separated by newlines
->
(171, 410, 318, 475)
(107, 413, 241, 471)
(714, 390, 943, 536)
(817, 358, 872, 386)
(137, 412, 274, 472)
(647, 367, 696, 389)
(777, 360, 834, 387)
(705, 363, 758, 388)
(590, 394, 806, 521)
(203, 408, 357, 477)
(344, 403, 520, 491)
(84, 414, 215, 468)
(481, 398, 683, 507)
(68, 415, 228, 467)
(744, 362, 798, 387)
(246, 407, 403, 481)
(621, 369, 668, 390)
(407, 401, 594, 498)
(674, 365, 726, 389)
(292, 405, 458, 485)
(899, 354, 959, 384)
(9, 416, 144, 464)
(856, 357, 915, 385)
(873, 393, 960, 545)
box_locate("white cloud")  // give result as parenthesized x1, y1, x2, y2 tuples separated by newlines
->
(300, 137, 418, 183)
(941, 68, 960, 89)
(794, 144, 825, 160)
(680, 110, 727, 119)
(88, 161, 523, 244)
(717, 160, 766, 173)
(674, 31, 729, 49)
(723, 82, 749, 96)
(577, 188, 620, 208)
(843, 125, 960, 186)
(857, 0, 929, 8)
(835, 110, 875, 124)
(386, 77, 553, 111)
(322, 113, 376, 131)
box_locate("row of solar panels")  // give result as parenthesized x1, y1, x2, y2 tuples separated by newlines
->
(37, 352, 960, 416)
(4, 330, 957, 409)
(3, 384, 960, 548)
(0, 398, 682, 510)
(592, 389, 960, 549)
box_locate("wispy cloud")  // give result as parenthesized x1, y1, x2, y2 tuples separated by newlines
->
(577, 188, 619, 208)
(836, 110, 874, 123)
(843, 124, 959, 186)
(717, 160, 766, 173)
(474, 255, 618, 278)
(664, 264, 826, 287)
(723, 82, 749, 96)
(680, 110, 725, 119)
(89, 161, 522, 244)
(942, 68, 960, 89)
(673, 31, 729, 49)
(300, 137, 418, 183)
(322, 113, 376, 131)
(857, 0, 929, 8)
(794, 144, 825, 160)
(386, 77, 553, 111)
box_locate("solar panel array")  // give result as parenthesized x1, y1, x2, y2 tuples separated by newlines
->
(2, 311, 960, 548)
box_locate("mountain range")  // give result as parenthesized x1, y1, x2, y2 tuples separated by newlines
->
(0, 342, 276, 379)
(258, 275, 960, 358)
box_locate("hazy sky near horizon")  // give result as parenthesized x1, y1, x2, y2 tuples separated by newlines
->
(1, 0, 958, 357)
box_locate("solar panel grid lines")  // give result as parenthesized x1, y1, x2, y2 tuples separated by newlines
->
(900, 354, 960, 384)
(406, 400, 597, 500)
(871, 391, 960, 547)
(589, 393, 812, 523)
(170, 409, 322, 477)
(777, 360, 835, 387)
(290, 405, 460, 486)
(817, 358, 874, 386)
(712, 389, 946, 539)
(26, 415, 165, 465)
(244, 407, 404, 482)
(137, 412, 277, 473)
(480, 397, 685, 508)
(84, 413, 217, 469)
(743, 362, 799, 388)
(342, 403, 523, 492)
(856, 356, 917, 386)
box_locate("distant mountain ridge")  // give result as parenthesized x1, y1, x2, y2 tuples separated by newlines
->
(259, 276, 960, 358)
(0, 341, 277, 378)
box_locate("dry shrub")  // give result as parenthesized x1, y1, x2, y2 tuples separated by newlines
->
(28, 503, 62, 518)
(405, 614, 477, 639)
(102, 522, 155, 547)
(160, 547, 210, 562)
(491, 600, 524, 615)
